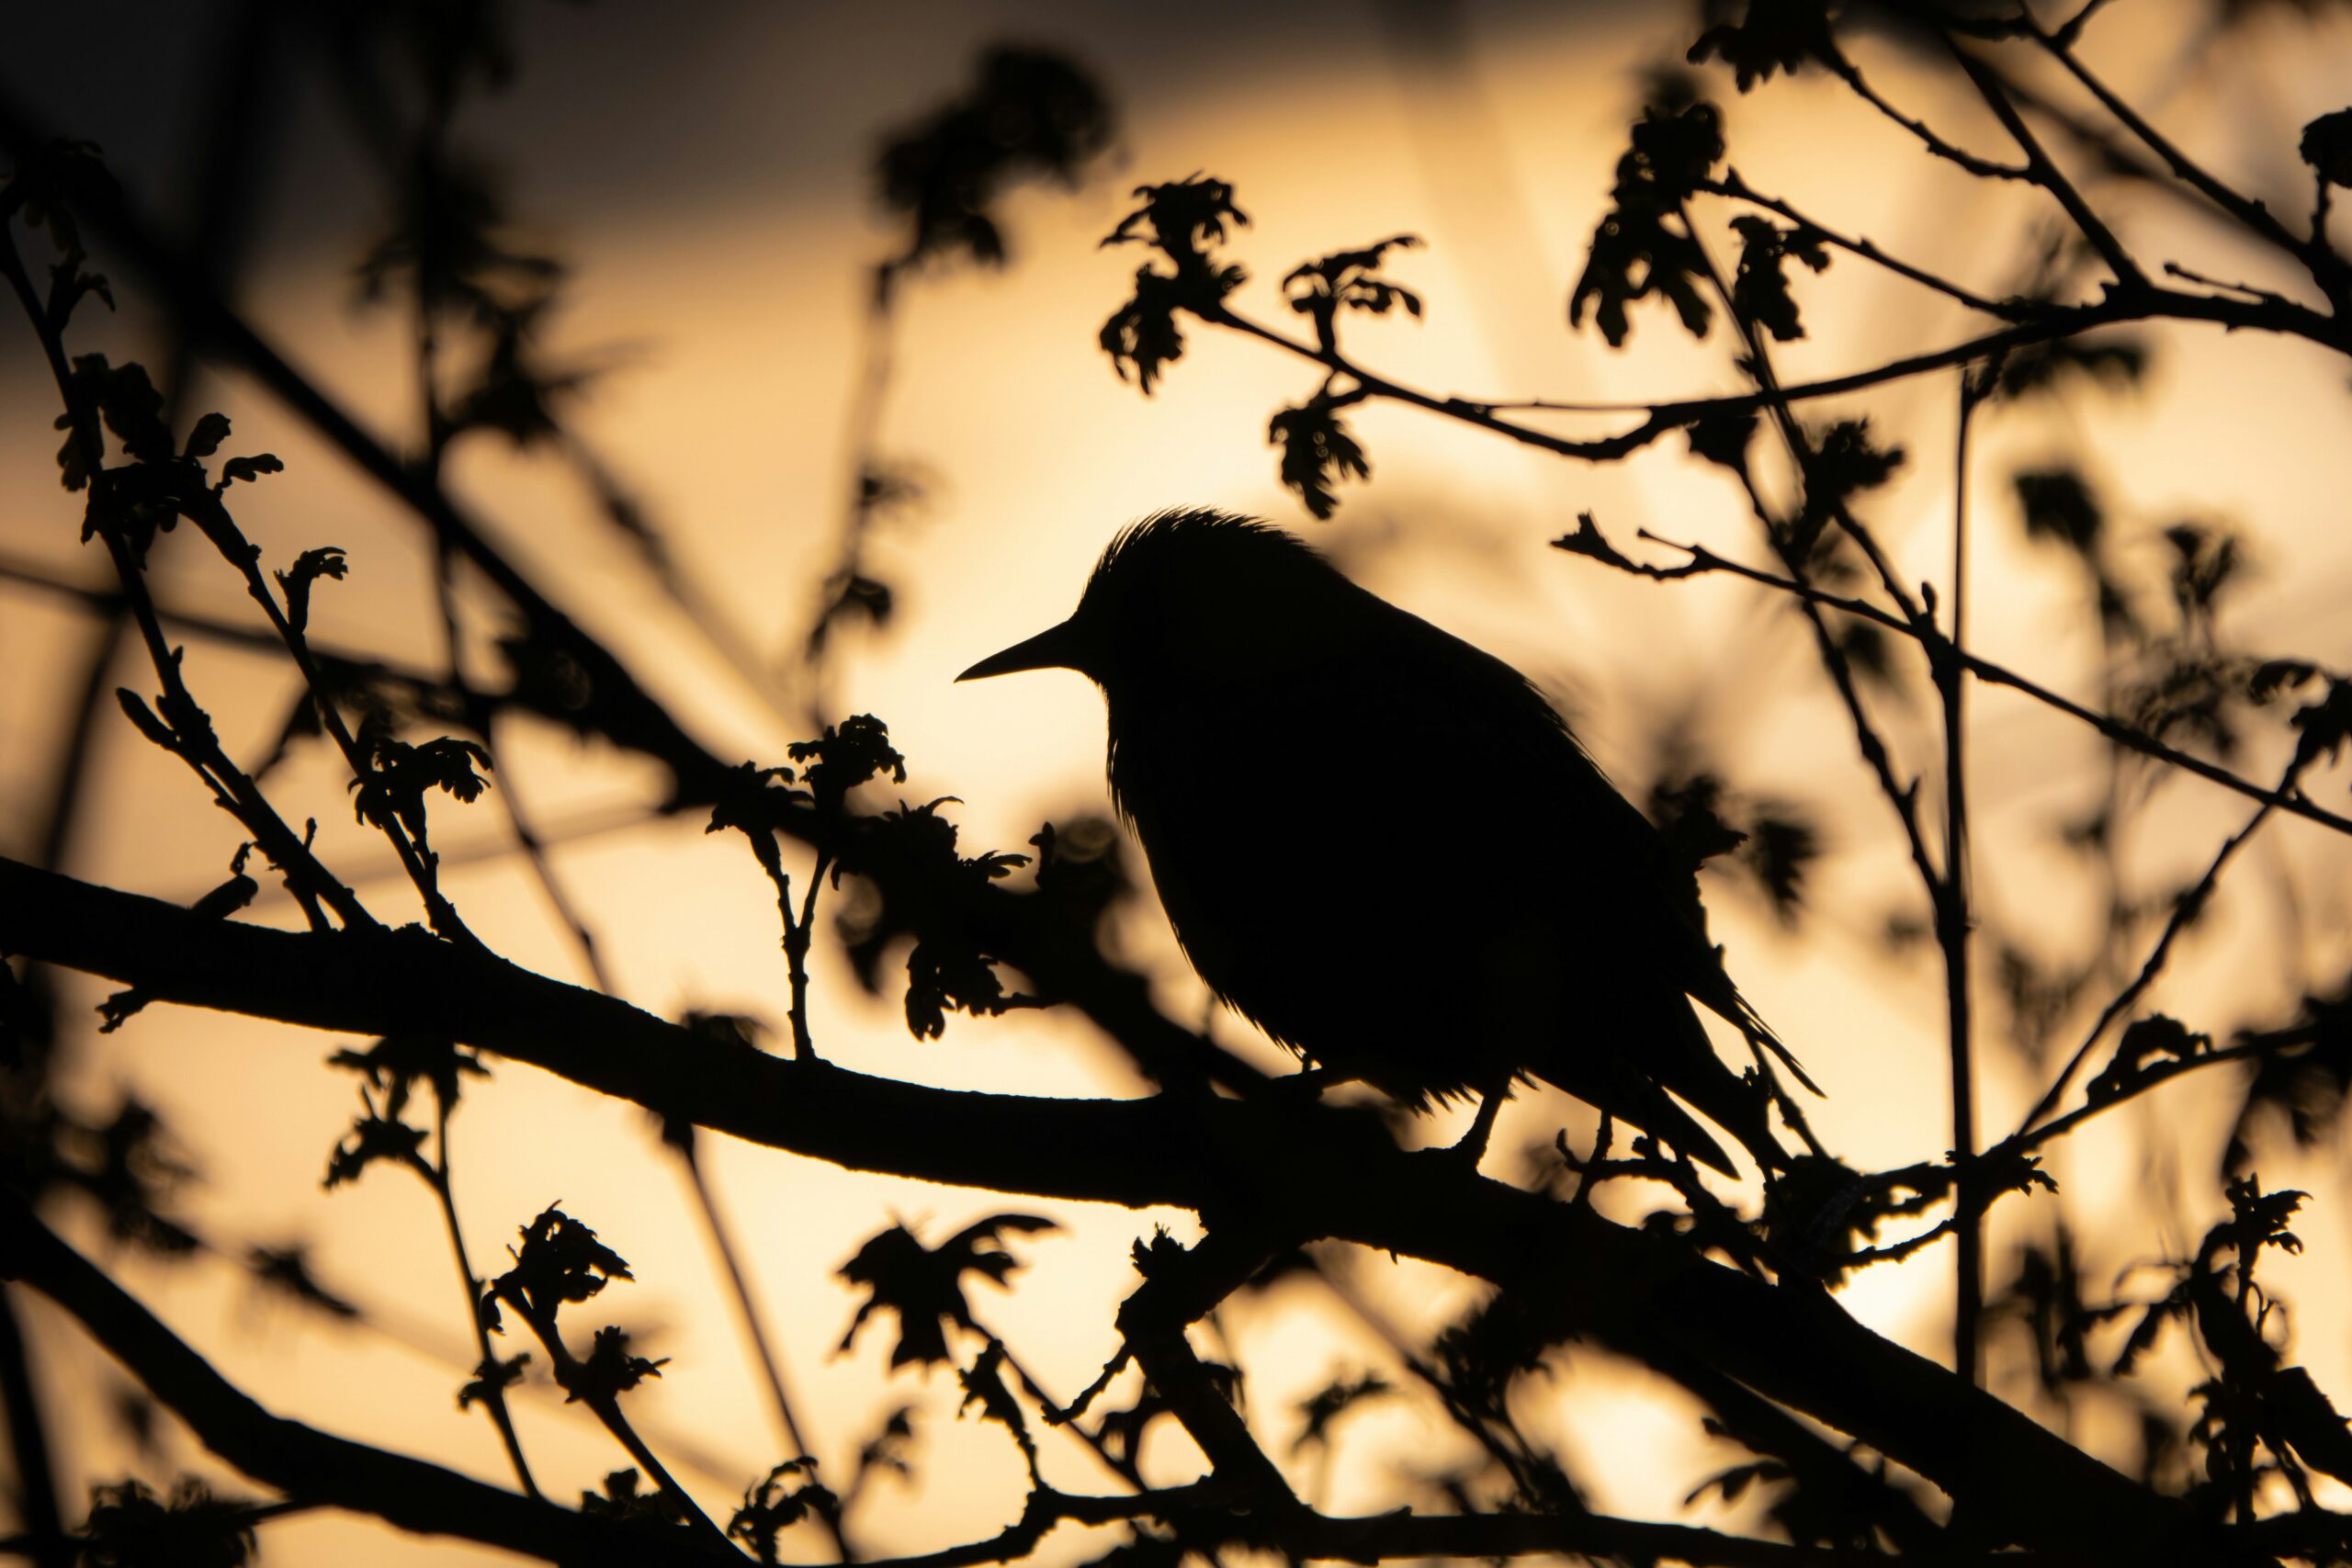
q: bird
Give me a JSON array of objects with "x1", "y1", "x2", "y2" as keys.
[{"x1": 957, "y1": 510, "x2": 1814, "y2": 1175}]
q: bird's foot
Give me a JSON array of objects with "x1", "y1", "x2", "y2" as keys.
[{"x1": 1265, "y1": 1066, "x2": 1335, "y2": 1105}]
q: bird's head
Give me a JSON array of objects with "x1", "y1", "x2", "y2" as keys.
[{"x1": 956, "y1": 510, "x2": 1349, "y2": 695}]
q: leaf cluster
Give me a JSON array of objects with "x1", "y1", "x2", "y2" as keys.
[
  {"x1": 836, "y1": 1213, "x2": 1057, "y2": 1367},
  {"x1": 1099, "y1": 175, "x2": 1250, "y2": 392},
  {"x1": 1569, "y1": 99, "x2": 1725, "y2": 347},
  {"x1": 729, "y1": 1459, "x2": 835, "y2": 1564},
  {"x1": 835, "y1": 797, "x2": 1035, "y2": 1039},
  {"x1": 78, "y1": 1476, "x2": 261, "y2": 1568},
  {"x1": 876, "y1": 46, "x2": 1114, "y2": 277}
]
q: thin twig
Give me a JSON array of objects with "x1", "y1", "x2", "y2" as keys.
[
  {"x1": 1941, "y1": 369, "x2": 1984, "y2": 1383},
  {"x1": 2013, "y1": 757, "x2": 2305, "y2": 1141},
  {"x1": 2160, "y1": 260, "x2": 2299, "y2": 310},
  {"x1": 2029, "y1": 19, "x2": 2348, "y2": 299},
  {"x1": 413, "y1": 1095, "x2": 540, "y2": 1501},
  {"x1": 1676, "y1": 203, "x2": 1946, "y2": 905},
  {"x1": 2013, "y1": 1040, "x2": 2271, "y2": 1155},
  {"x1": 1821, "y1": 41, "x2": 2031, "y2": 182},
  {"x1": 982, "y1": 1328, "x2": 1149, "y2": 1493},
  {"x1": 1702, "y1": 169, "x2": 2027, "y2": 319},
  {"x1": 1948, "y1": 43, "x2": 2147, "y2": 288},
  {"x1": 784, "y1": 856, "x2": 830, "y2": 1062},
  {"x1": 679, "y1": 1139, "x2": 854, "y2": 1560},
  {"x1": 179, "y1": 485, "x2": 475, "y2": 942},
  {"x1": 486, "y1": 719, "x2": 614, "y2": 992},
  {"x1": 1602, "y1": 527, "x2": 2352, "y2": 841}
]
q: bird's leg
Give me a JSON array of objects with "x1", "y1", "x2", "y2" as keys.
[
  {"x1": 1450, "y1": 1077, "x2": 1514, "y2": 1166},
  {"x1": 1268, "y1": 1064, "x2": 1334, "y2": 1104}
]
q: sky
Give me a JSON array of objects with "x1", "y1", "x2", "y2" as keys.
[{"x1": 8, "y1": 0, "x2": 2352, "y2": 1561}]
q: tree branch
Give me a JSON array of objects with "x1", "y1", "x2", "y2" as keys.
[
  {"x1": 0, "y1": 855, "x2": 2259, "y2": 1564},
  {"x1": 0, "y1": 1194, "x2": 733, "y2": 1566},
  {"x1": 1947, "y1": 43, "x2": 2146, "y2": 288},
  {"x1": 1577, "y1": 526, "x2": 2352, "y2": 841}
]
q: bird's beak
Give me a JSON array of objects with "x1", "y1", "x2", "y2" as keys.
[{"x1": 956, "y1": 619, "x2": 1084, "y2": 682}]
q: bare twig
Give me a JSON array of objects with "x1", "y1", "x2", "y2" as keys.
[
  {"x1": 1702, "y1": 168, "x2": 2027, "y2": 319},
  {"x1": 1585, "y1": 525, "x2": 2352, "y2": 842},
  {"x1": 678, "y1": 1136, "x2": 855, "y2": 1560},
  {"x1": 411, "y1": 1095, "x2": 540, "y2": 1500},
  {"x1": 1948, "y1": 43, "x2": 2147, "y2": 288},
  {"x1": 1820, "y1": 40, "x2": 2031, "y2": 182},
  {"x1": 2014, "y1": 756, "x2": 2306, "y2": 1142},
  {"x1": 2027, "y1": 19, "x2": 2349, "y2": 299},
  {"x1": 1939, "y1": 369, "x2": 1986, "y2": 1382}
]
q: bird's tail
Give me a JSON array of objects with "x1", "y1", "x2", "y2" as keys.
[
  {"x1": 1729, "y1": 993, "x2": 1821, "y2": 1098},
  {"x1": 1671, "y1": 1064, "x2": 1795, "y2": 1178},
  {"x1": 1607, "y1": 1080, "x2": 1743, "y2": 1179}
]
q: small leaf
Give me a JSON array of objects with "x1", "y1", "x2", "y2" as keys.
[
  {"x1": 2300, "y1": 108, "x2": 2352, "y2": 188},
  {"x1": 1727, "y1": 214, "x2": 1830, "y2": 342},
  {"x1": 2290, "y1": 677, "x2": 2352, "y2": 772},
  {"x1": 115, "y1": 688, "x2": 179, "y2": 751},
  {"x1": 566, "y1": 1325, "x2": 668, "y2": 1404},
  {"x1": 730, "y1": 1459, "x2": 836, "y2": 1564},
  {"x1": 219, "y1": 454, "x2": 285, "y2": 487},
  {"x1": 489, "y1": 1205, "x2": 636, "y2": 1326},
  {"x1": 837, "y1": 1213, "x2": 1057, "y2": 1368},
  {"x1": 1686, "y1": 410, "x2": 1757, "y2": 471},
  {"x1": 956, "y1": 1339, "x2": 1039, "y2": 1476},
  {"x1": 1268, "y1": 398, "x2": 1370, "y2": 520},
  {"x1": 2013, "y1": 468, "x2": 2102, "y2": 555},
  {"x1": 1282, "y1": 234, "x2": 1424, "y2": 350},
  {"x1": 276, "y1": 547, "x2": 350, "y2": 637},
  {"x1": 458, "y1": 1350, "x2": 530, "y2": 1411},
  {"x1": 80, "y1": 1477, "x2": 261, "y2": 1568},
  {"x1": 182, "y1": 412, "x2": 232, "y2": 459},
  {"x1": 2249, "y1": 659, "x2": 2321, "y2": 704},
  {"x1": 1099, "y1": 266, "x2": 1195, "y2": 395},
  {"x1": 1688, "y1": 0, "x2": 1838, "y2": 92}
]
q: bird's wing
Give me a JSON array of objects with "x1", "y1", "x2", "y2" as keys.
[{"x1": 1354, "y1": 600, "x2": 1818, "y2": 1096}]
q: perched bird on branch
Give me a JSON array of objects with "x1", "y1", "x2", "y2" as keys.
[{"x1": 959, "y1": 510, "x2": 1812, "y2": 1173}]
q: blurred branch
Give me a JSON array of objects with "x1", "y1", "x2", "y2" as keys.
[
  {"x1": 414, "y1": 1093, "x2": 541, "y2": 1500},
  {"x1": 0, "y1": 1194, "x2": 729, "y2": 1566},
  {"x1": 0, "y1": 1289, "x2": 67, "y2": 1568}
]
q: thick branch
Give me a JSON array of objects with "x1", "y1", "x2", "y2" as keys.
[{"x1": 0, "y1": 855, "x2": 2257, "y2": 1564}]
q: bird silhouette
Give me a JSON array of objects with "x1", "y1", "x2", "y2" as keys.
[{"x1": 959, "y1": 510, "x2": 1814, "y2": 1174}]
